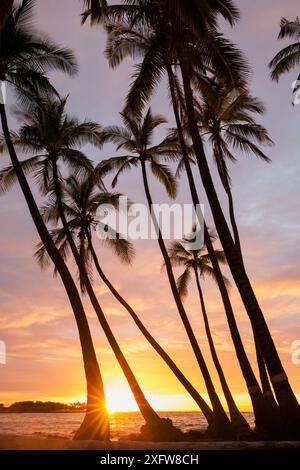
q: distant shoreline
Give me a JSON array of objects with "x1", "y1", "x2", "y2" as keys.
[
  {"x1": 0, "y1": 410, "x2": 210, "y2": 414},
  {"x1": 0, "y1": 410, "x2": 85, "y2": 414}
]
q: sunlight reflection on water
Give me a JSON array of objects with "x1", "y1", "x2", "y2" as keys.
[{"x1": 0, "y1": 412, "x2": 255, "y2": 440}]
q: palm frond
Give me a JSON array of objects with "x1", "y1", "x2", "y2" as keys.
[
  {"x1": 125, "y1": 36, "x2": 166, "y2": 115},
  {"x1": 278, "y1": 17, "x2": 300, "y2": 40},
  {"x1": 96, "y1": 156, "x2": 138, "y2": 182},
  {"x1": 269, "y1": 43, "x2": 300, "y2": 81},
  {"x1": 225, "y1": 130, "x2": 272, "y2": 161},
  {"x1": 100, "y1": 125, "x2": 135, "y2": 151},
  {"x1": 176, "y1": 267, "x2": 192, "y2": 298},
  {"x1": 150, "y1": 160, "x2": 177, "y2": 199},
  {"x1": 199, "y1": 263, "x2": 231, "y2": 288},
  {"x1": 105, "y1": 22, "x2": 150, "y2": 68},
  {"x1": 100, "y1": 229, "x2": 135, "y2": 264},
  {"x1": 0, "y1": 156, "x2": 41, "y2": 193}
]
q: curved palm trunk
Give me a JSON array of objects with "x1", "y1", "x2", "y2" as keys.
[
  {"x1": 227, "y1": 188, "x2": 242, "y2": 262},
  {"x1": 215, "y1": 141, "x2": 279, "y2": 411},
  {"x1": 179, "y1": 56, "x2": 300, "y2": 438},
  {"x1": 228, "y1": 190, "x2": 280, "y2": 419},
  {"x1": 166, "y1": 64, "x2": 279, "y2": 437},
  {"x1": 87, "y1": 232, "x2": 215, "y2": 427},
  {"x1": 0, "y1": 103, "x2": 110, "y2": 441},
  {"x1": 227, "y1": 181, "x2": 278, "y2": 410},
  {"x1": 51, "y1": 159, "x2": 164, "y2": 431},
  {"x1": 254, "y1": 334, "x2": 280, "y2": 413},
  {"x1": 140, "y1": 157, "x2": 234, "y2": 438},
  {"x1": 193, "y1": 264, "x2": 249, "y2": 431}
]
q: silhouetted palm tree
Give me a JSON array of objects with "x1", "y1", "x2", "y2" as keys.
[
  {"x1": 168, "y1": 229, "x2": 249, "y2": 431},
  {"x1": 192, "y1": 85, "x2": 279, "y2": 414},
  {"x1": 102, "y1": 16, "x2": 275, "y2": 436},
  {"x1": 36, "y1": 172, "x2": 216, "y2": 428},
  {"x1": 176, "y1": 8, "x2": 300, "y2": 434},
  {"x1": 0, "y1": 97, "x2": 173, "y2": 437},
  {"x1": 194, "y1": 87, "x2": 273, "y2": 256},
  {"x1": 105, "y1": 4, "x2": 295, "y2": 428},
  {"x1": 108, "y1": 0, "x2": 299, "y2": 433},
  {"x1": 0, "y1": 0, "x2": 109, "y2": 440},
  {"x1": 82, "y1": 0, "x2": 108, "y2": 23},
  {"x1": 269, "y1": 17, "x2": 300, "y2": 100},
  {"x1": 99, "y1": 109, "x2": 234, "y2": 437}
]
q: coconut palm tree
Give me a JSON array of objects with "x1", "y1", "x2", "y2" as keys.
[
  {"x1": 269, "y1": 17, "x2": 300, "y2": 100},
  {"x1": 178, "y1": 28, "x2": 300, "y2": 436},
  {"x1": 193, "y1": 86, "x2": 273, "y2": 257},
  {"x1": 192, "y1": 85, "x2": 280, "y2": 413},
  {"x1": 99, "y1": 108, "x2": 235, "y2": 437},
  {"x1": 36, "y1": 172, "x2": 216, "y2": 429},
  {"x1": 102, "y1": 18, "x2": 276, "y2": 437},
  {"x1": 0, "y1": 96, "x2": 180, "y2": 439},
  {"x1": 0, "y1": 0, "x2": 110, "y2": 440},
  {"x1": 168, "y1": 229, "x2": 249, "y2": 431},
  {"x1": 81, "y1": 0, "x2": 108, "y2": 23},
  {"x1": 110, "y1": 0, "x2": 300, "y2": 433}
]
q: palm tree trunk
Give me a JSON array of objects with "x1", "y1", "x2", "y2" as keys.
[
  {"x1": 227, "y1": 188, "x2": 243, "y2": 261},
  {"x1": 87, "y1": 232, "x2": 215, "y2": 427},
  {"x1": 254, "y1": 334, "x2": 280, "y2": 413},
  {"x1": 0, "y1": 0, "x2": 13, "y2": 33},
  {"x1": 0, "y1": 103, "x2": 110, "y2": 441},
  {"x1": 166, "y1": 63, "x2": 280, "y2": 437},
  {"x1": 51, "y1": 158, "x2": 164, "y2": 430},
  {"x1": 179, "y1": 56, "x2": 300, "y2": 437},
  {"x1": 227, "y1": 182, "x2": 279, "y2": 410},
  {"x1": 214, "y1": 141, "x2": 279, "y2": 411},
  {"x1": 193, "y1": 264, "x2": 249, "y2": 431},
  {"x1": 140, "y1": 157, "x2": 234, "y2": 438}
]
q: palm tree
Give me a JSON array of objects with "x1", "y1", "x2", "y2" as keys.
[
  {"x1": 178, "y1": 24, "x2": 300, "y2": 436},
  {"x1": 193, "y1": 86, "x2": 273, "y2": 258},
  {"x1": 109, "y1": 4, "x2": 298, "y2": 429},
  {"x1": 113, "y1": 0, "x2": 299, "y2": 433},
  {"x1": 269, "y1": 17, "x2": 300, "y2": 100},
  {"x1": 0, "y1": 0, "x2": 110, "y2": 440},
  {"x1": 99, "y1": 109, "x2": 235, "y2": 437},
  {"x1": 102, "y1": 17, "x2": 276, "y2": 436},
  {"x1": 36, "y1": 172, "x2": 216, "y2": 429},
  {"x1": 193, "y1": 85, "x2": 279, "y2": 413},
  {"x1": 168, "y1": 229, "x2": 249, "y2": 432},
  {"x1": 0, "y1": 96, "x2": 179, "y2": 439},
  {"x1": 81, "y1": 0, "x2": 108, "y2": 24}
]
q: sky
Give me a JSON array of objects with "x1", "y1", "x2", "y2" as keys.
[{"x1": 0, "y1": 0, "x2": 299, "y2": 413}]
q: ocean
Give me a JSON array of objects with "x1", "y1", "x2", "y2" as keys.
[{"x1": 0, "y1": 412, "x2": 255, "y2": 440}]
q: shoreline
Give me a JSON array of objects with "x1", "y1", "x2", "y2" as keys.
[{"x1": 0, "y1": 435, "x2": 300, "y2": 450}]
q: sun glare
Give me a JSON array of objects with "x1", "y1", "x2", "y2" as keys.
[
  {"x1": 105, "y1": 387, "x2": 139, "y2": 414},
  {"x1": 72, "y1": 389, "x2": 258, "y2": 414}
]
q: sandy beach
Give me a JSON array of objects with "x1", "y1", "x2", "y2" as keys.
[{"x1": 0, "y1": 436, "x2": 300, "y2": 451}]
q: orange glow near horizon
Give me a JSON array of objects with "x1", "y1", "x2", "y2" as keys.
[{"x1": 71, "y1": 389, "x2": 260, "y2": 414}]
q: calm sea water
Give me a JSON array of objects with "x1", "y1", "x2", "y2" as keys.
[{"x1": 0, "y1": 412, "x2": 255, "y2": 440}]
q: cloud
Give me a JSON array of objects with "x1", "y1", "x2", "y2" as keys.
[{"x1": 0, "y1": 0, "x2": 299, "y2": 410}]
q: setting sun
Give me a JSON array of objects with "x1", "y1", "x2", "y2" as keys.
[
  {"x1": 105, "y1": 387, "x2": 139, "y2": 414},
  {"x1": 0, "y1": 0, "x2": 300, "y2": 456}
]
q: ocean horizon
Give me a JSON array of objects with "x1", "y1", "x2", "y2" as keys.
[{"x1": 0, "y1": 412, "x2": 256, "y2": 441}]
